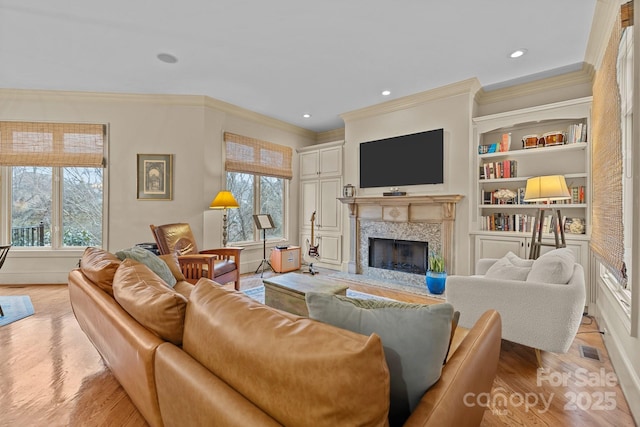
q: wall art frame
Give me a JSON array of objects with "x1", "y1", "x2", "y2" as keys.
[{"x1": 137, "y1": 154, "x2": 173, "y2": 200}]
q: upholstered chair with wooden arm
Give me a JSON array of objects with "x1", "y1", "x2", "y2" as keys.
[{"x1": 150, "y1": 223, "x2": 243, "y2": 290}]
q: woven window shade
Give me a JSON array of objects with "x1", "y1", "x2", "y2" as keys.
[
  {"x1": 621, "y1": 1, "x2": 633, "y2": 28},
  {"x1": 224, "y1": 132, "x2": 292, "y2": 179},
  {"x1": 590, "y1": 11, "x2": 626, "y2": 284},
  {"x1": 0, "y1": 122, "x2": 105, "y2": 167}
]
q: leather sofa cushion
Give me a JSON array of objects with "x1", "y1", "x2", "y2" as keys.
[
  {"x1": 158, "y1": 253, "x2": 187, "y2": 282},
  {"x1": 113, "y1": 259, "x2": 188, "y2": 346},
  {"x1": 173, "y1": 281, "x2": 194, "y2": 299},
  {"x1": 183, "y1": 278, "x2": 390, "y2": 426},
  {"x1": 80, "y1": 247, "x2": 121, "y2": 296}
]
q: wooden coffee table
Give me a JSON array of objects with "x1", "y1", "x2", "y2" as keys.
[{"x1": 262, "y1": 272, "x2": 349, "y2": 316}]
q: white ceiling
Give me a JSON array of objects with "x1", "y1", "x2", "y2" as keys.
[{"x1": 0, "y1": 0, "x2": 598, "y2": 132}]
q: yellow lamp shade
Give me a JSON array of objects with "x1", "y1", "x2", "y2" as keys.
[
  {"x1": 209, "y1": 191, "x2": 239, "y2": 209},
  {"x1": 523, "y1": 175, "x2": 571, "y2": 202}
]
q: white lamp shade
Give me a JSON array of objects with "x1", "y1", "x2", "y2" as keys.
[{"x1": 523, "y1": 175, "x2": 571, "y2": 202}]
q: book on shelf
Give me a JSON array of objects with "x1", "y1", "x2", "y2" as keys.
[
  {"x1": 566, "y1": 123, "x2": 588, "y2": 144},
  {"x1": 479, "y1": 160, "x2": 518, "y2": 179},
  {"x1": 480, "y1": 213, "x2": 536, "y2": 233},
  {"x1": 569, "y1": 186, "x2": 586, "y2": 204},
  {"x1": 500, "y1": 133, "x2": 511, "y2": 152}
]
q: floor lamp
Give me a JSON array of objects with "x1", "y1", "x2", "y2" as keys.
[
  {"x1": 524, "y1": 175, "x2": 572, "y2": 259},
  {"x1": 209, "y1": 190, "x2": 239, "y2": 247}
]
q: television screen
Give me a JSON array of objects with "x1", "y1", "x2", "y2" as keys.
[{"x1": 359, "y1": 128, "x2": 444, "y2": 188}]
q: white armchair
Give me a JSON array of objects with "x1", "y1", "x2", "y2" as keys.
[{"x1": 446, "y1": 250, "x2": 586, "y2": 361}]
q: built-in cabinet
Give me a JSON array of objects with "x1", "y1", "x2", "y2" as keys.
[
  {"x1": 298, "y1": 141, "x2": 344, "y2": 268},
  {"x1": 471, "y1": 97, "x2": 593, "y2": 312}
]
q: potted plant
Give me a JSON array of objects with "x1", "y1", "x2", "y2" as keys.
[{"x1": 426, "y1": 250, "x2": 446, "y2": 294}]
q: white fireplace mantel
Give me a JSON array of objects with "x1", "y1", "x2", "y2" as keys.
[{"x1": 339, "y1": 194, "x2": 464, "y2": 281}]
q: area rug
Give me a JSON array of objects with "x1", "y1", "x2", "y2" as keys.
[
  {"x1": 0, "y1": 295, "x2": 35, "y2": 327},
  {"x1": 243, "y1": 286, "x2": 391, "y2": 305}
]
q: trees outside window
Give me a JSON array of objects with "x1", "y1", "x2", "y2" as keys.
[
  {"x1": 9, "y1": 166, "x2": 103, "y2": 247},
  {"x1": 226, "y1": 172, "x2": 285, "y2": 244}
]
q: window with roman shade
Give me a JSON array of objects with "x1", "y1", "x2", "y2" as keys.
[
  {"x1": 591, "y1": 2, "x2": 634, "y2": 323},
  {"x1": 223, "y1": 132, "x2": 291, "y2": 244},
  {"x1": 0, "y1": 121, "x2": 106, "y2": 249}
]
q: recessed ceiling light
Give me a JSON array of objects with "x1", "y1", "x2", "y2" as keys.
[
  {"x1": 509, "y1": 49, "x2": 527, "y2": 59},
  {"x1": 381, "y1": 90, "x2": 391, "y2": 96},
  {"x1": 303, "y1": 113, "x2": 311, "y2": 118},
  {"x1": 157, "y1": 53, "x2": 178, "y2": 64}
]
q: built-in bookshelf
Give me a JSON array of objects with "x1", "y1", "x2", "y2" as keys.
[{"x1": 470, "y1": 97, "x2": 592, "y2": 280}]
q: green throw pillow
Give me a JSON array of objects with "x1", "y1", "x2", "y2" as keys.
[
  {"x1": 116, "y1": 246, "x2": 177, "y2": 288},
  {"x1": 306, "y1": 292, "x2": 453, "y2": 426}
]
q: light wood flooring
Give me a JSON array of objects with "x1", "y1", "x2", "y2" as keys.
[{"x1": 0, "y1": 271, "x2": 636, "y2": 426}]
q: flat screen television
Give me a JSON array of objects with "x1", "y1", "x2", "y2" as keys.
[{"x1": 359, "y1": 128, "x2": 444, "y2": 188}]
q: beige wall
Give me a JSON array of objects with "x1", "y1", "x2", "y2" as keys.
[
  {"x1": 0, "y1": 90, "x2": 315, "y2": 283},
  {"x1": 341, "y1": 81, "x2": 478, "y2": 275}
]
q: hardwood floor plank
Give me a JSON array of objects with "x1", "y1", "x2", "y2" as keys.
[{"x1": 1, "y1": 276, "x2": 635, "y2": 426}]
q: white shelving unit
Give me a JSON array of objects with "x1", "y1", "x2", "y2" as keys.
[{"x1": 471, "y1": 97, "x2": 593, "y2": 312}]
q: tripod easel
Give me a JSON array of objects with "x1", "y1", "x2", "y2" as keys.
[{"x1": 253, "y1": 214, "x2": 275, "y2": 277}]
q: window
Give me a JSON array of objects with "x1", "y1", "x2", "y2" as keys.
[
  {"x1": 618, "y1": 25, "x2": 633, "y2": 293},
  {"x1": 226, "y1": 172, "x2": 285, "y2": 243},
  {"x1": 597, "y1": 14, "x2": 633, "y2": 319},
  {"x1": 0, "y1": 122, "x2": 106, "y2": 249},
  {"x1": 223, "y1": 132, "x2": 292, "y2": 245}
]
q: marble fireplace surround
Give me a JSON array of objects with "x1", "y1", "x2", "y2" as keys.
[{"x1": 339, "y1": 194, "x2": 463, "y2": 291}]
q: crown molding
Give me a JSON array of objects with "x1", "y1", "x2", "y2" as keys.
[
  {"x1": 0, "y1": 88, "x2": 316, "y2": 140},
  {"x1": 340, "y1": 78, "x2": 482, "y2": 124},
  {"x1": 0, "y1": 88, "x2": 207, "y2": 106},
  {"x1": 202, "y1": 96, "x2": 316, "y2": 139},
  {"x1": 584, "y1": 0, "x2": 625, "y2": 70},
  {"x1": 316, "y1": 128, "x2": 345, "y2": 144},
  {"x1": 475, "y1": 64, "x2": 595, "y2": 105}
]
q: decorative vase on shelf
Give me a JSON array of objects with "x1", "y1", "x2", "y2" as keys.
[{"x1": 426, "y1": 250, "x2": 446, "y2": 294}]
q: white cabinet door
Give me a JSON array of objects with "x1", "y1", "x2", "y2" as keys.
[
  {"x1": 316, "y1": 234, "x2": 342, "y2": 265},
  {"x1": 300, "y1": 178, "x2": 341, "y2": 233},
  {"x1": 318, "y1": 178, "x2": 342, "y2": 232},
  {"x1": 475, "y1": 235, "x2": 527, "y2": 263},
  {"x1": 300, "y1": 180, "x2": 318, "y2": 231},
  {"x1": 300, "y1": 233, "x2": 342, "y2": 266},
  {"x1": 300, "y1": 146, "x2": 342, "y2": 179},
  {"x1": 319, "y1": 146, "x2": 342, "y2": 177},
  {"x1": 300, "y1": 151, "x2": 319, "y2": 180}
]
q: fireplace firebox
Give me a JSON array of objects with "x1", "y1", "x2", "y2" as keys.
[{"x1": 368, "y1": 238, "x2": 428, "y2": 275}]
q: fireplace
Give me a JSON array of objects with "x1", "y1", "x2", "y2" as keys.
[
  {"x1": 369, "y1": 238, "x2": 428, "y2": 275},
  {"x1": 339, "y1": 194, "x2": 463, "y2": 291}
]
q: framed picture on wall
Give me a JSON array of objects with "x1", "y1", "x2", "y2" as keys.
[{"x1": 137, "y1": 154, "x2": 173, "y2": 200}]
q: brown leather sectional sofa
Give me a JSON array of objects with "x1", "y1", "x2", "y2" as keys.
[{"x1": 68, "y1": 247, "x2": 502, "y2": 426}]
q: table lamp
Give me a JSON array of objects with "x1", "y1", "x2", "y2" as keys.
[
  {"x1": 524, "y1": 175, "x2": 572, "y2": 259},
  {"x1": 209, "y1": 190, "x2": 239, "y2": 247}
]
